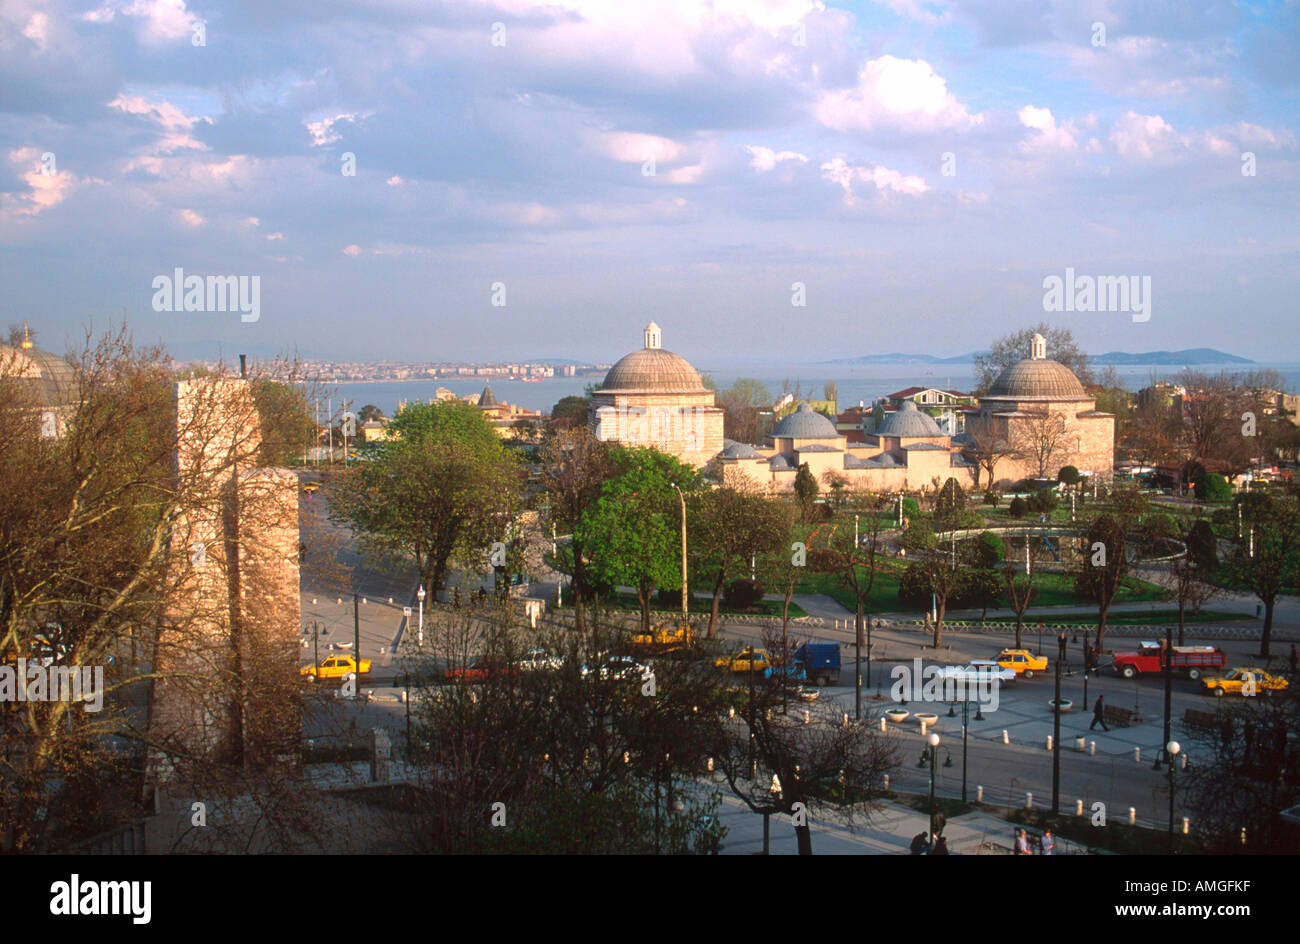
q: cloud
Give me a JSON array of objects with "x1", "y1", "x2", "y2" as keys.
[
  {"x1": 815, "y1": 55, "x2": 982, "y2": 134},
  {"x1": 108, "y1": 94, "x2": 210, "y2": 153},
  {"x1": 820, "y1": 156, "x2": 928, "y2": 204},
  {"x1": 746, "y1": 145, "x2": 809, "y2": 171},
  {"x1": 1109, "y1": 111, "x2": 1180, "y2": 161},
  {"x1": 305, "y1": 113, "x2": 367, "y2": 148},
  {"x1": 177, "y1": 208, "x2": 203, "y2": 226},
  {"x1": 1018, "y1": 105, "x2": 1078, "y2": 151},
  {"x1": 83, "y1": 0, "x2": 201, "y2": 45},
  {"x1": 1, "y1": 148, "x2": 84, "y2": 219}
]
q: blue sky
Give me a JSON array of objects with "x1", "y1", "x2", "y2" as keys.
[{"x1": 1, "y1": 0, "x2": 1297, "y2": 364}]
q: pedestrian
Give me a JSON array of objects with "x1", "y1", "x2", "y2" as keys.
[
  {"x1": 932, "y1": 836, "x2": 949, "y2": 855},
  {"x1": 1090, "y1": 694, "x2": 1109, "y2": 731},
  {"x1": 1014, "y1": 829, "x2": 1032, "y2": 855},
  {"x1": 1039, "y1": 829, "x2": 1055, "y2": 855},
  {"x1": 910, "y1": 831, "x2": 930, "y2": 855}
]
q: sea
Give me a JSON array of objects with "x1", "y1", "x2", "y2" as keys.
[{"x1": 328, "y1": 361, "x2": 1300, "y2": 418}]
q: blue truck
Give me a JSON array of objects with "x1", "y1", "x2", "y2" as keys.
[{"x1": 769, "y1": 643, "x2": 841, "y2": 686}]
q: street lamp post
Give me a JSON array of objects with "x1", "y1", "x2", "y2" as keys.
[
  {"x1": 1167, "y1": 740, "x2": 1181, "y2": 853},
  {"x1": 927, "y1": 732, "x2": 941, "y2": 845},
  {"x1": 417, "y1": 585, "x2": 426, "y2": 647},
  {"x1": 1052, "y1": 633, "x2": 1065, "y2": 813},
  {"x1": 961, "y1": 698, "x2": 970, "y2": 803},
  {"x1": 670, "y1": 483, "x2": 687, "y2": 618}
]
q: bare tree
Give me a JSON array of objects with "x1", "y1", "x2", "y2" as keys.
[
  {"x1": 1011, "y1": 411, "x2": 1068, "y2": 480},
  {"x1": 974, "y1": 323, "x2": 1093, "y2": 393},
  {"x1": 964, "y1": 416, "x2": 1014, "y2": 490}
]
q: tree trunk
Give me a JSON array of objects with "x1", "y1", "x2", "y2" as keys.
[
  {"x1": 1096, "y1": 606, "x2": 1108, "y2": 652},
  {"x1": 1177, "y1": 598, "x2": 1186, "y2": 647},
  {"x1": 707, "y1": 567, "x2": 726, "y2": 639},
  {"x1": 933, "y1": 599, "x2": 945, "y2": 649},
  {"x1": 638, "y1": 581, "x2": 651, "y2": 637},
  {"x1": 795, "y1": 821, "x2": 813, "y2": 855},
  {"x1": 1014, "y1": 613, "x2": 1024, "y2": 649},
  {"x1": 1261, "y1": 597, "x2": 1275, "y2": 658}
]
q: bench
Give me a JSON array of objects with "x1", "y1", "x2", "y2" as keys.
[
  {"x1": 1182, "y1": 708, "x2": 1218, "y2": 730},
  {"x1": 1102, "y1": 704, "x2": 1139, "y2": 728}
]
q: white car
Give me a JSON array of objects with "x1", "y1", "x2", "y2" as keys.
[
  {"x1": 940, "y1": 661, "x2": 1016, "y2": 684},
  {"x1": 516, "y1": 648, "x2": 564, "y2": 672},
  {"x1": 582, "y1": 655, "x2": 652, "y2": 682}
]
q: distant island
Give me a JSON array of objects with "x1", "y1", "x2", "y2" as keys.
[{"x1": 828, "y1": 348, "x2": 1253, "y2": 366}]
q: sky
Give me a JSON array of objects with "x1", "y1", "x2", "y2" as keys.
[{"x1": 1, "y1": 0, "x2": 1297, "y2": 365}]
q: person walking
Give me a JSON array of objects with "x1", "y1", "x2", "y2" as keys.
[
  {"x1": 1090, "y1": 694, "x2": 1109, "y2": 731},
  {"x1": 1015, "y1": 829, "x2": 1032, "y2": 855},
  {"x1": 1039, "y1": 829, "x2": 1055, "y2": 855},
  {"x1": 932, "y1": 836, "x2": 950, "y2": 855}
]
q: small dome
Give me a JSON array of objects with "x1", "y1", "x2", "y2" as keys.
[
  {"x1": 878, "y1": 400, "x2": 942, "y2": 437},
  {"x1": 773, "y1": 402, "x2": 838, "y2": 439},
  {"x1": 478, "y1": 383, "x2": 499, "y2": 407},
  {"x1": 987, "y1": 358, "x2": 1086, "y2": 399},
  {"x1": 600, "y1": 348, "x2": 705, "y2": 393},
  {"x1": 722, "y1": 441, "x2": 760, "y2": 459}
]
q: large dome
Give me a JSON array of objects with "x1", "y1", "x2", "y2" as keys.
[
  {"x1": 0, "y1": 342, "x2": 76, "y2": 409},
  {"x1": 600, "y1": 347, "x2": 706, "y2": 393},
  {"x1": 599, "y1": 322, "x2": 707, "y2": 393},
  {"x1": 987, "y1": 358, "x2": 1086, "y2": 399},
  {"x1": 773, "y1": 402, "x2": 839, "y2": 439},
  {"x1": 878, "y1": 399, "x2": 942, "y2": 437}
]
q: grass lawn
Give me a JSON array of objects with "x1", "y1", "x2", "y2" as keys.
[{"x1": 977, "y1": 608, "x2": 1248, "y2": 626}]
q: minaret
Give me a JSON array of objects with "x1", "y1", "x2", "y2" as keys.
[
  {"x1": 644, "y1": 321, "x2": 661, "y2": 350},
  {"x1": 1031, "y1": 333, "x2": 1046, "y2": 360}
]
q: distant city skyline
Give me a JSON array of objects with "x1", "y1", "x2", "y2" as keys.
[{"x1": 3, "y1": 1, "x2": 1297, "y2": 363}]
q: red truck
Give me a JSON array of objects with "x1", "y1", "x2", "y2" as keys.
[{"x1": 1112, "y1": 641, "x2": 1226, "y2": 680}]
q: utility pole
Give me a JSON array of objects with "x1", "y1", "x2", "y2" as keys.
[
  {"x1": 353, "y1": 593, "x2": 360, "y2": 697},
  {"x1": 1051, "y1": 632, "x2": 1065, "y2": 813},
  {"x1": 670, "y1": 483, "x2": 687, "y2": 618}
]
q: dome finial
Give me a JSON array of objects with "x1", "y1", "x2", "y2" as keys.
[
  {"x1": 644, "y1": 321, "x2": 661, "y2": 350},
  {"x1": 1031, "y1": 333, "x2": 1046, "y2": 360},
  {"x1": 20, "y1": 322, "x2": 33, "y2": 350}
]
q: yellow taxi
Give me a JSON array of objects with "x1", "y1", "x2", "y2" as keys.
[
  {"x1": 715, "y1": 647, "x2": 771, "y2": 674},
  {"x1": 302, "y1": 481, "x2": 320, "y2": 494},
  {"x1": 994, "y1": 649, "x2": 1049, "y2": 679},
  {"x1": 301, "y1": 654, "x2": 371, "y2": 681},
  {"x1": 1201, "y1": 667, "x2": 1289, "y2": 698}
]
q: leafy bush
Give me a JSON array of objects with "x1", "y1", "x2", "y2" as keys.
[
  {"x1": 1187, "y1": 519, "x2": 1218, "y2": 570},
  {"x1": 951, "y1": 509, "x2": 988, "y2": 530},
  {"x1": 1194, "y1": 472, "x2": 1233, "y2": 503},
  {"x1": 902, "y1": 496, "x2": 920, "y2": 520},
  {"x1": 899, "y1": 519, "x2": 937, "y2": 552},
  {"x1": 1027, "y1": 489, "x2": 1058, "y2": 514},
  {"x1": 983, "y1": 490, "x2": 1000, "y2": 507},
  {"x1": 898, "y1": 563, "x2": 931, "y2": 609},
  {"x1": 935, "y1": 477, "x2": 966, "y2": 523},
  {"x1": 968, "y1": 531, "x2": 1005, "y2": 568},
  {"x1": 1009, "y1": 496, "x2": 1028, "y2": 519},
  {"x1": 722, "y1": 578, "x2": 766, "y2": 610},
  {"x1": 1057, "y1": 465, "x2": 1081, "y2": 485}
]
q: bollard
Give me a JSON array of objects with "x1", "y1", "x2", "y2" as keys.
[
  {"x1": 920, "y1": 721, "x2": 927, "y2": 736},
  {"x1": 804, "y1": 710, "x2": 810, "y2": 724},
  {"x1": 843, "y1": 713, "x2": 850, "y2": 728},
  {"x1": 1075, "y1": 736, "x2": 1086, "y2": 752},
  {"x1": 1241, "y1": 827, "x2": 1247, "y2": 846},
  {"x1": 1002, "y1": 730, "x2": 1009, "y2": 744},
  {"x1": 362, "y1": 597, "x2": 367, "y2": 605},
  {"x1": 1090, "y1": 740, "x2": 1096, "y2": 756},
  {"x1": 379, "y1": 646, "x2": 386, "y2": 655},
  {"x1": 388, "y1": 597, "x2": 393, "y2": 604},
  {"x1": 880, "y1": 717, "x2": 887, "y2": 732},
  {"x1": 1181, "y1": 755, "x2": 1188, "y2": 770},
  {"x1": 728, "y1": 706, "x2": 735, "y2": 719},
  {"x1": 1075, "y1": 799, "x2": 1083, "y2": 817},
  {"x1": 399, "y1": 690, "x2": 407, "y2": 704},
  {"x1": 1133, "y1": 747, "x2": 1141, "y2": 763},
  {"x1": 337, "y1": 598, "x2": 342, "y2": 605},
  {"x1": 1046, "y1": 735, "x2": 1053, "y2": 752},
  {"x1": 312, "y1": 598, "x2": 317, "y2": 605},
  {"x1": 707, "y1": 757, "x2": 714, "y2": 772},
  {"x1": 1026, "y1": 792, "x2": 1033, "y2": 810},
  {"x1": 976, "y1": 785, "x2": 983, "y2": 803},
  {"x1": 883, "y1": 774, "x2": 890, "y2": 792},
  {"x1": 1182, "y1": 817, "x2": 1189, "y2": 835},
  {"x1": 1129, "y1": 807, "x2": 1136, "y2": 826}
]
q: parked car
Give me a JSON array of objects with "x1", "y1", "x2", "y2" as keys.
[
  {"x1": 994, "y1": 649, "x2": 1048, "y2": 679},
  {"x1": 1201, "y1": 668, "x2": 1289, "y2": 697},
  {"x1": 582, "y1": 655, "x2": 652, "y2": 682},
  {"x1": 515, "y1": 648, "x2": 564, "y2": 672}
]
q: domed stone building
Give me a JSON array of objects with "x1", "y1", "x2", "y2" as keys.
[
  {"x1": 0, "y1": 327, "x2": 77, "y2": 437},
  {"x1": 590, "y1": 323, "x2": 724, "y2": 467},
  {"x1": 965, "y1": 333, "x2": 1114, "y2": 485}
]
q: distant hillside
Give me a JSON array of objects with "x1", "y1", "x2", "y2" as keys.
[
  {"x1": 829, "y1": 348, "x2": 1250, "y2": 366},
  {"x1": 1091, "y1": 349, "x2": 1252, "y2": 366}
]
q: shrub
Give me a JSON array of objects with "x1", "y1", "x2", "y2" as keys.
[
  {"x1": 723, "y1": 578, "x2": 766, "y2": 610},
  {"x1": 898, "y1": 563, "x2": 931, "y2": 609},
  {"x1": 1027, "y1": 489, "x2": 1058, "y2": 514},
  {"x1": 902, "y1": 496, "x2": 920, "y2": 520},
  {"x1": 1194, "y1": 472, "x2": 1233, "y2": 503},
  {"x1": 969, "y1": 531, "x2": 1005, "y2": 568},
  {"x1": 935, "y1": 477, "x2": 966, "y2": 522},
  {"x1": 951, "y1": 509, "x2": 988, "y2": 530},
  {"x1": 1009, "y1": 496, "x2": 1028, "y2": 519},
  {"x1": 983, "y1": 490, "x2": 1000, "y2": 508},
  {"x1": 1187, "y1": 519, "x2": 1218, "y2": 570},
  {"x1": 900, "y1": 519, "x2": 937, "y2": 552},
  {"x1": 1057, "y1": 465, "x2": 1081, "y2": 486}
]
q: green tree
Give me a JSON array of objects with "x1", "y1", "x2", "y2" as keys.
[
  {"x1": 1194, "y1": 471, "x2": 1233, "y2": 503},
  {"x1": 691, "y1": 471, "x2": 785, "y2": 639},
  {"x1": 1221, "y1": 490, "x2": 1300, "y2": 658},
  {"x1": 250, "y1": 374, "x2": 317, "y2": 466},
  {"x1": 585, "y1": 447, "x2": 701, "y2": 635},
  {"x1": 539, "y1": 427, "x2": 614, "y2": 633},
  {"x1": 934, "y1": 477, "x2": 966, "y2": 528},
  {"x1": 549, "y1": 395, "x2": 590, "y2": 431},
  {"x1": 793, "y1": 463, "x2": 818, "y2": 523},
  {"x1": 1057, "y1": 465, "x2": 1081, "y2": 486},
  {"x1": 716, "y1": 378, "x2": 772, "y2": 444},
  {"x1": 1076, "y1": 514, "x2": 1128, "y2": 651},
  {"x1": 331, "y1": 400, "x2": 523, "y2": 600}
]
